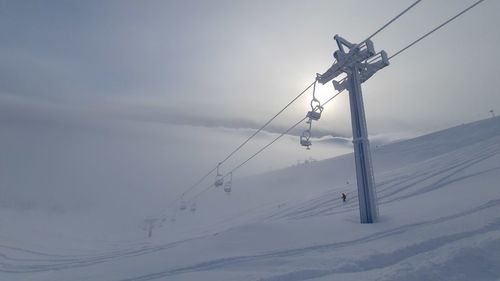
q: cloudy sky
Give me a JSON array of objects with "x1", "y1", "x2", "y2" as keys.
[{"x1": 1, "y1": 0, "x2": 498, "y2": 218}]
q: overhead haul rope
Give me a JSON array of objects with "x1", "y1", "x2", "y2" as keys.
[{"x1": 389, "y1": 0, "x2": 486, "y2": 60}]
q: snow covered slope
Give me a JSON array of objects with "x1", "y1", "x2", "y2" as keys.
[{"x1": 2, "y1": 117, "x2": 500, "y2": 281}]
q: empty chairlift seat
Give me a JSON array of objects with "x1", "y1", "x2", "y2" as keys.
[
  {"x1": 224, "y1": 172, "x2": 232, "y2": 193},
  {"x1": 215, "y1": 163, "x2": 224, "y2": 187},
  {"x1": 215, "y1": 174, "x2": 224, "y2": 187},
  {"x1": 300, "y1": 130, "x2": 312, "y2": 149}
]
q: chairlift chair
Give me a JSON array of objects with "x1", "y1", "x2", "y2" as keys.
[
  {"x1": 215, "y1": 174, "x2": 224, "y2": 187},
  {"x1": 224, "y1": 181, "x2": 231, "y2": 193},
  {"x1": 224, "y1": 172, "x2": 232, "y2": 193},
  {"x1": 306, "y1": 105, "x2": 323, "y2": 121},
  {"x1": 300, "y1": 130, "x2": 312, "y2": 150},
  {"x1": 215, "y1": 162, "x2": 224, "y2": 187},
  {"x1": 307, "y1": 97, "x2": 324, "y2": 121},
  {"x1": 306, "y1": 79, "x2": 323, "y2": 121},
  {"x1": 190, "y1": 202, "x2": 196, "y2": 212}
]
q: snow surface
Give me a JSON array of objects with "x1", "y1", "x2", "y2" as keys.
[{"x1": 2, "y1": 117, "x2": 500, "y2": 281}]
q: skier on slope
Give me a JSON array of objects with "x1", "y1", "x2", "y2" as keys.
[{"x1": 341, "y1": 192, "x2": 347, "y2": 202}]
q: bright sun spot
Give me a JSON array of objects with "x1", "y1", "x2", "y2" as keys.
[{"x1": 314, "y1": 83, "x2": 334, "y2": 104}]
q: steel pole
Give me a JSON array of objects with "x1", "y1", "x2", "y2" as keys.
[{"x1": 347, "y1": 64, "x2": 379, "y2": 223}]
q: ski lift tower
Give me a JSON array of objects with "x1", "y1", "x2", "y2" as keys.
[{"x1": 317, "y1": 35, "x2": 389, "y2": 223}]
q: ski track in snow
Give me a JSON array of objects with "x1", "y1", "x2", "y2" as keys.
[
  {"x1": 115, "y1": 200, "x2": 500, "y2": 281},
  {"x1": 2, "y1": 119, "x2": 500, "y2": 280},
  {"x1": 3, "y1": 183, "x2": 499, "y2": 278},
  {"x1": 268, "y1": 138, "x2": 500, "y2": 220},
  {"x1": 0, "y1": 235, "x2": 211, "y2": 273}
]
